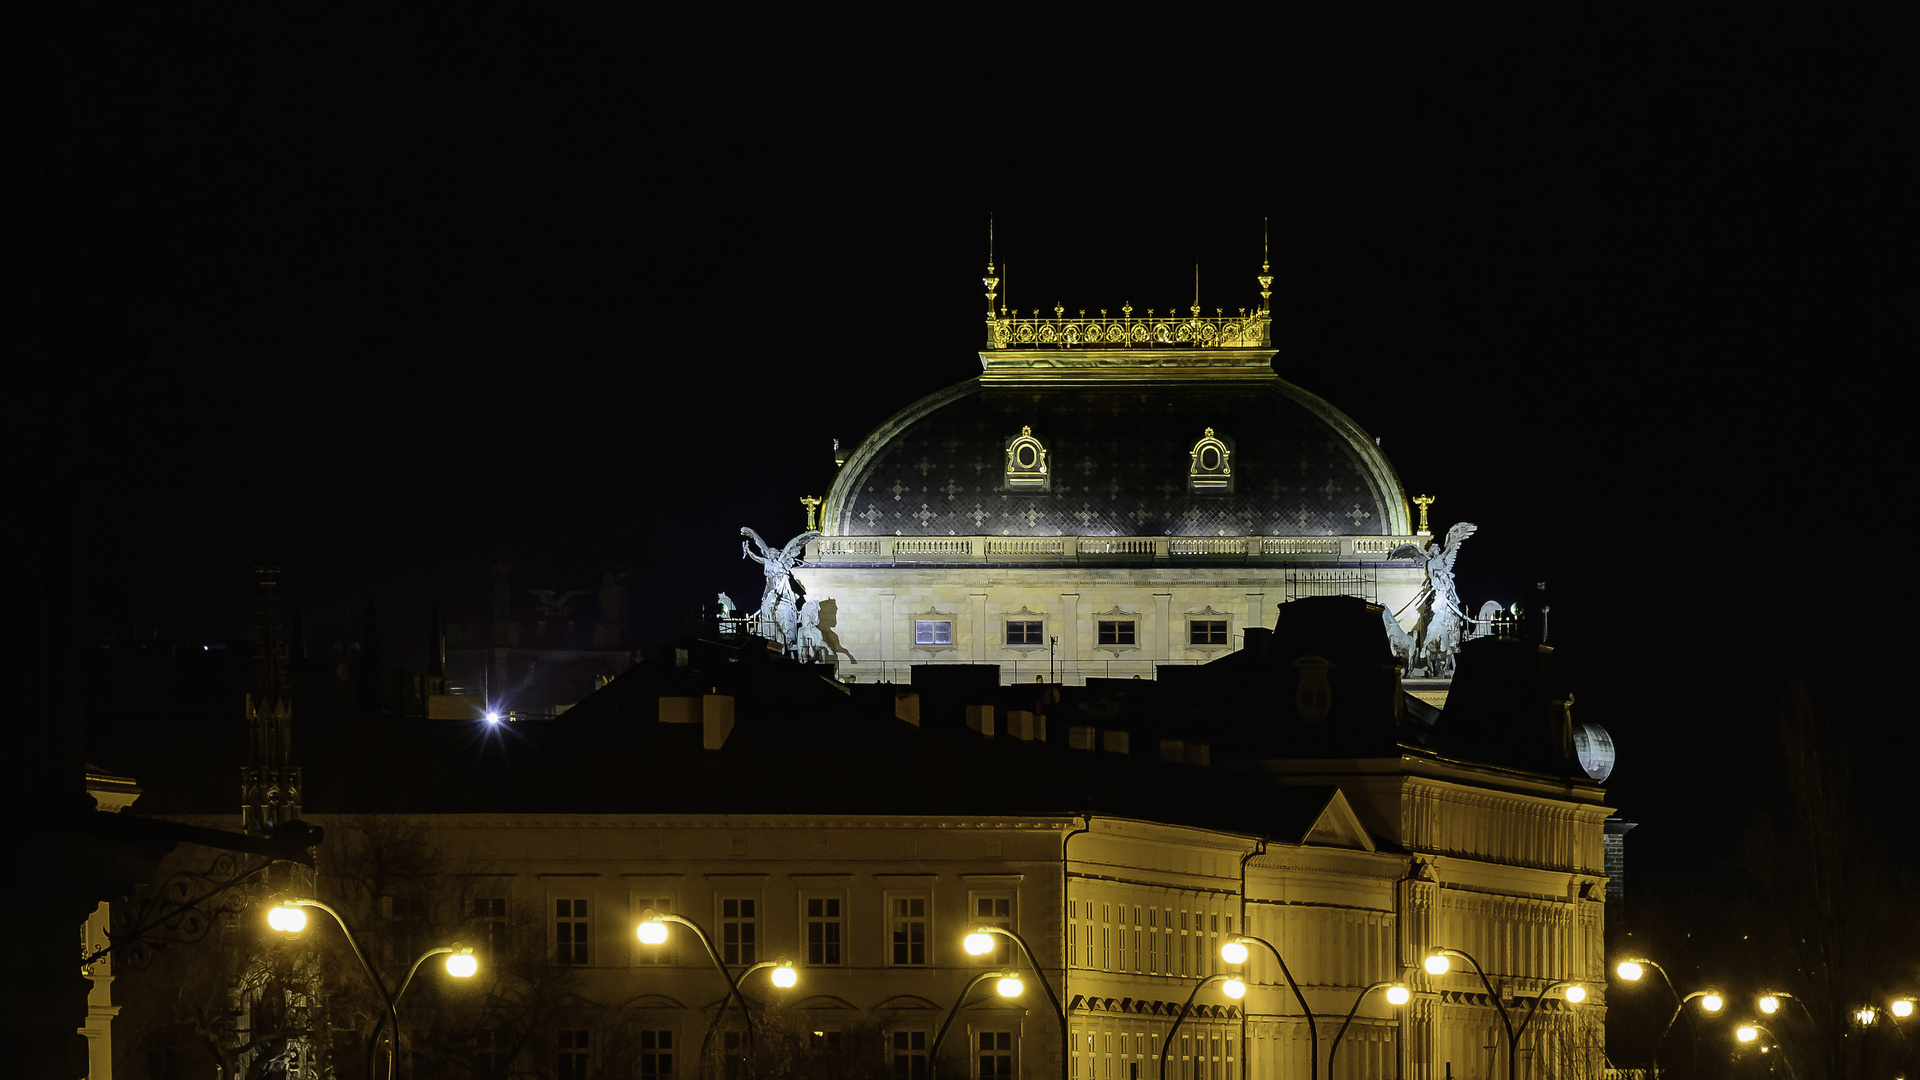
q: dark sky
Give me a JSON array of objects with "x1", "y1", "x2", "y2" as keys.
[{"x1": 14, "y1": 7, "x2": 1913, "y2": 884}]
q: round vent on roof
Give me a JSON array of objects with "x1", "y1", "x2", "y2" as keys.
[{"x1": 1571, "y1": 721, "x2": 1616, "y2": 783}]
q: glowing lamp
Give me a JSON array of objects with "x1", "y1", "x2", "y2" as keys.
[
  {"x1": 964, "y1": 931, "x2": 996, "y2": 956},
  {"x1": 1759, "y1": 995, "x2": 1779, "y2": 1014},
  {"x1": 1220, "y1": 941, "x2": 1249, "y2": 966},
  {"x1": 267, "y1": 903, "x2": 307, "y2": 933},
  {"x1": 1564, "y1": 985, "x2": 1586, "y2": 1005},
  {"x1": 1616, "y1": 960, "x2": 1644, "y2": 981},
  {"x1": 1737, "y1": 1025, "x2": 1758, "y2": 1043},
  {"x1": 445, "y1": 949, "x2": 477, "y2": 978},
  {"x1": 1701, "y1": 993, "x2": 1723, "y2": 1013},
  {"x1": 771, "y1": 962, "x2": 797, "y2": 989},
  {"x1": 1893, "y1": 999, "x2": 1914, "y2": 1019},
  {"x1": 1386, "y1": 985, "x2": 1411, "y2": 1006},
  {"x1": 1222, "y1": 978, "x2": 1247, "y2": 1000},
  {"x1": 485, "y1": 711, "x2": 502, "y2": 724},
  {"x1": 995, "y1": 976, "x2": 1024, "y2": 998},
  {"x1": 1858, "y1": 1007, "x2": 1878, "y2": 1025},
  {"x1": 637, "y1": 919, "x2": 669, "y2": 945},
  {"x1": 1424, "y1": 952, "x2": 1451, "y2": 976}
]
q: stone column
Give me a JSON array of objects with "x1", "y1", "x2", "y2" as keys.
[
  {"x1": 879, "y1": 593, "x2": 895, "y2": 669},
  {"x1": 1245, "y1": 592, "x2": 1267, "y2": 634},
  {"x1": 970, "y1": 593, "x2": 987, "y2": 662},
  {"x1": 1058, "y1": 592, "x2": 1079, "y2": 678},
  {"x1": 1155, "y1": 593, "x2": 1173, "y2": 661}
]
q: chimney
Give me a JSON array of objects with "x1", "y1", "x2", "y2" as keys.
[
  {"x1": 966, "y1": 704, "x2": 995, "y2": 737},
  {"x1": 894, "y1": 691, "x2": 920, "y2": 727},
  {"x1": 1159, "y1": 739, "x2": 1186, "y2": 763},
  {"x1": 1102, "y1": 730, "x2": 1130, "y2": 755},
  {"x1": 1006, "y1": 710, "x2": 1038, "y2": 741},
  {"x1": 1067, "y1": 725, "x2": 1096, "y2": 751}
]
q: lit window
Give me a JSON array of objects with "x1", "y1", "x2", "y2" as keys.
[
  {"x1": 1006, "y1": 620, "x2": 1043, "y2": 646},
  {"x1": 1097, "y1": 620, "x2": 1136, "y2": 646},
  {"x1": 915, "y1": 620, "x2": 952, "y2": 645},
  {"x1": 557, "y1": 1029, "x2": 589, "y2": 1080},
  {"x1": 721, "y1": 898, "x2": 757, "y2": 966},
  {"x1": 890, "y1": 896, "x2": 928, "y2": 966},
  {"x1": 890, "y1": 1029, "x2": 930, "y2": 1078},
  {"x1": 554, "y1": 899, "x2": 589, "y2": 966},
  {"x1": 1189, "y1": 620, "x2": 1228, "y2": 646},
  {"x1": 806, "y1": 896, "x2": 843, "y2": 965}
]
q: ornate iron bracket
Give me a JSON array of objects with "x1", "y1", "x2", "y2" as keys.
[{"x1": 87, "y1": 852, "x2": 274, "y2": 970}]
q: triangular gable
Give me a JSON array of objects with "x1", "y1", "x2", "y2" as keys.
[{"x1": 1299, "y1": 788, "x2": 1376, "y2": 852}]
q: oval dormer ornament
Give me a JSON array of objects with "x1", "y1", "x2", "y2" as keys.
[
  {"x1": 1005, "y1": 426, "x2": 1049, "y2": 489},
  {"x1": 1189, "y1": 427, "x2": 1232, "y2": 491}
]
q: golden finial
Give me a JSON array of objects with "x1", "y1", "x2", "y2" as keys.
[
  {"x1": 800, "y1": 496, "x2": 822, "y2": 532},
  {"x1": 1413, "y1": 494, "x2": 1434, "y2": 536},
  {"x1": 1257, "y1": 217, "x2": 1274, "y2": 312},
  {"x1": 1191, "y1": 263, "x2": 1201, "y2": 317},
  {"x1": 983, "y1": 215, "x2": 1000, "y2": 325}
]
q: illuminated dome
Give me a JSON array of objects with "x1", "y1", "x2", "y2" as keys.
[
  {"x1": 1571, "y1": 721, "x2": 1616, "y2": 783},
  {"x1": 825, "y1": 378, "x2": 1409, "y2": 538}
]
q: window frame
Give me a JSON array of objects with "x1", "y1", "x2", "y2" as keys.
[
  {"x1": 969, "y1": 890, "x2": 1016, "y2": 965},
  {"x1": 717, "y1": 894, "x2": 759, "y2": 967},
  {"x1": 631, "y1": 891, "x2": 676, "y2": 966},
  {"x1": 551, "y1": 896, "x2": 591, "y2": 967},
  {"x1": 914, "y1": 619, "x2": 953, "y2": 646},
  {"x1": 886, "y1": 891, "x2": 932, "y2": 967},
  {"x1": 801, "y1": 891, "x2": 847, "y2": 967},
  {"x1": 1188, "y1": 619, "x2": 1229, "y2": 647}
]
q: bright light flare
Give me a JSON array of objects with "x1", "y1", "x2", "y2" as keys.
[
  {"x1": 964, "y1": 931, "x2": 996, "y2": 956},
  {"x1": 1701, "y1": 993, "x2": 1724, "y2": 1013},
  {"x1": 771, "y1": 963, "x2": 797, "y2": 989},
  {"x1": 445, "y1": 951, "x2": 477, "y2": 978},
  {"x1": 1737, "y1": 1025, "x2": 1758, "y2": 1043},
  {"x1": 1424, "y1": 952, "x2": 1451, "y2": 976},
  {"x1": 995, "y1": 976, "x2": 1024, "y2": 998},
  {"x1": 1386, "y1": 985, "x2": 1411, "y2": 1006},
  {"x1": 637, "y1": 919, "x2": 669, "y2": 945},
  {"x1": 1616, "y1": 960, "x2": 1644, "y2": 981},
  {"x1": 1893, "y1": 999, "x2": 1914, "y2": 1019},
  {"x1": 1220, "y1": 941, "x2": 1249, "y2": 966},
  {"x1": 1858, "y1": 1007, "x2": 1878, "y2": 1026},
  {"x1": 1759, "y1": 995, "x2": 1779, "y2": 1014},
  {"x1": 266, "y1": 903, "x2": 307, "y2": 933},
  {"x1": 1565, "y1": 985, "x2": 1587, "y2": 1005},
  {"x1": 1222, "y1": 978, "x2": 1247, "y2": 1000},
  {"x1": 484, "y1": 711, "x2": 502, "y2": 724}
]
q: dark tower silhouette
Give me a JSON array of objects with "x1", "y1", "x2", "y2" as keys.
[
  {"x1": 240, "y1": 568, "x2": 302, "y2": 834},
  {"x1": 357, "y1": 595, "x2": 383, "y2": 712}
]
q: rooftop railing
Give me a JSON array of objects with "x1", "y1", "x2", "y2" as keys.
[{"x1": 807, "y1": 535, "x2": 1420, "y2": 565}]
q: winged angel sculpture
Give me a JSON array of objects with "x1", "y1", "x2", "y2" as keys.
[
  {"x1": 1387, "y1": 522, "x2": 1478, "y2": 677},
  {"x1": 741, "y1": 527, "x2": 822, "y2": 651}
]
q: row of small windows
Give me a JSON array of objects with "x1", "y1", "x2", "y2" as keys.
[
  {"x1": 1005, "y1": 425, "x2": 1235, "y2": 492},
  {"x1": 915, "y1": 618, "x2": 1229, "y2": 647},
  {"x1": 552, "y1": 1024, "x2": 1017, "y2": 1080},
  {"x1": 1067, "y1": 899, "x2": 1235, "y2": 978}
]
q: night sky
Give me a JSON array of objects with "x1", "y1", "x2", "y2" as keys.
[{"x1": 15, "y1": 7, "x2": 1912, "y2": 890}]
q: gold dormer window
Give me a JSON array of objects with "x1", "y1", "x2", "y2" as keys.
[
  {"x1": 1189, "y1": 427, "x2": 1233, "y2": 491},
  {"x1": 1005, "y1": 426, "x2": 1049, "y2": 489}
]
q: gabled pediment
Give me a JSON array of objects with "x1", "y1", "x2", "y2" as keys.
[{"x1": 1299, "y1": 789, "x2": 1377, "y2": 852}]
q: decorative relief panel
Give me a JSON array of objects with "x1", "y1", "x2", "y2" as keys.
[
  {"x1": 1004, "y1": 426, "x2": 1049, "y2": 489},
  {"x1": 1189, "y1": 428, "x2": 1233, "y2": 492}
]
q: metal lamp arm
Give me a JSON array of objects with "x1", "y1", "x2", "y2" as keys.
[
  {"x1": 1160, "y1": 973, "x2": 1235, "y2": 1080},
  {"x1": 1512, "y1": 978, "x2": 1579, "y2": 1045},
  {"x1": 1247, "y1": 935, "x2": 1319, "y2": 1080},
  {"x1": 932, "y1": 971, "x2": 1004, "y2": 1080},
  {"x1": 986, "y1": 924, "x2": 1069, "y2": 1077},
  {"x1": 295, "y1": 899, "x2": 400, "y2": 1080},
  {"x1": 1328, "y1": 982, "x2": 1394, "y2": 1080},
  {"x1": 651, "y1": 914, "x2": 750, "y2": 1060},
  {"x1": 1441, "y1": 948, "x2": 1513, "y2": 1037},
  {"x1": 365, "y1": 946, "x2": 455, "y2": 1080}
]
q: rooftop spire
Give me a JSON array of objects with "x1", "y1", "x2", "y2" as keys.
[{"x1": 242, "y1": 565, "x2": 301, "y2": 834}]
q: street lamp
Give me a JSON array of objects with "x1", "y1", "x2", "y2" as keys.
[
  {"x1": 268, "y1": 899, "x2": 400, "y2": 1079},
  {"x1": 964, "y1": 924, "x2": 1067, "y2": 1079},
  {"x1": 1327, "y1": 982, "x2": 1411, "y2": 1080},
  {"x1": 1756, "y1": 989, "x2": 1816, "y2": 1026},
  {"x1": 637, "y1": 909, "x2": 763, "y2": 1058},
  {"x1": 1159, "y1": 973, "x2": 1246, "y2": 1080},
  {"x1": 1221, "y1": 935, "x2": 1319, "y2": 1079},
  {"x1": 930, "y1": 970, "x2": 1024, "y2": 1080},
  {"x1": 1892, "y1": 998, "x2": 1915, "y2": 1019},
  {"x1": 361, "y1": 943, "x2": 481, "y2": 1080},
  {"x1": 1426, "y1": 947, "x2": 1583, "y2": 1080},
  {"x1": 1614, "y1": 955, "x2": 1720, "y2": 1078}
]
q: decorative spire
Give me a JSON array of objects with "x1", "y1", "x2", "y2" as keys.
[
  {"x1": 983, "y1": 215, "x2": 1000, "y2": 325},
  {"x1": 242, "y1": 565, "x2": 301, "y2": 835},
  {"x1": 1257, "y1": 218, "x2": 1273, "y2": 313}
]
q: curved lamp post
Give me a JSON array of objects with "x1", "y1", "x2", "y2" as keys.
[
  {"x1": 1221, "y1": 934, "x2": 1319, "y2": 1080},
  {"x1": 1615, "y1": 956, "x2": 1721, "y2": 1078},
  {"x1": 1159, "y1": 972, "x2": 1246, "y2": 1080},
  {"x1": 931, "y1": 970, "x2": 1024, "y2": 1080},
  {"x1": 1757, "y1": 989, "x2": 1816, "y2": 1026},
  {"x1": 358, "y1": 943, "x2": 478, "y2": 1079},
  {"x1": 637, "y1": 909, "x2": 770, "y2": 1059},
  {"x1": 1427, "y1": 947, "x2": 1584, "y2": 1080},
  {"x1": 269, "y1": 899, "x2": 401, "y2": 1079},
  {"x1": 965, "y1": 925, "x2": 1066, "y2": 1078},
  {"x1": 1327, "y1": 981, "x2": 1410, "y2": 1080}
]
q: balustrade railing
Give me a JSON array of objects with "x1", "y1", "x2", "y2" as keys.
[{"x1": 807, "y1": 534, "x2": 1417, "y2": 563}]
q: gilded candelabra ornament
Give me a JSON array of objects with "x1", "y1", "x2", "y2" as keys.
[
  {"x1": 799, "y1": 496, "x2": 821, "y2": 531},
  {"x1": 1413, "y1": 494, "x2": 1434, "y2": 536}
]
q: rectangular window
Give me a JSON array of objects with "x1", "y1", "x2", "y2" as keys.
[
  {"x1": 476, "y1": 1030, "x2": 508, "y2": 1079},
  {"x1": 1189, "y1": 620, "x2": 1228, "y2": 645},
  {"x1": 979, "y1": 1030, "x2": 1015, "y2": 1079},
  {"x1": 915, "y1": 620, "x2": 952, "y2": 645},
  {"x1": 554, "y1": 898, "x2": 589, "y2": 966},
  {"x1": 890, "y1": 1029, "x2": 929, "y2": 1079},
  {"x1": 387, "y1": 895, "x2": 427, "y2": 963},
  {"x1": 1147, "y1": 908, "x2": 1159, "y2": 973},
  {"x1": 1117, "y1": 904, "x2": 1130, "y2": 971},
  {"x1": 974, "y1": 893, "x2": 1014, "y2": 964},
  {"x1": 1100, "y1": 903, "x2": 1111, "y2": 970},
  {"x1": 639, "y1": 1028, "x2": 674, "y2": 1080},
  {"x1": 557, "y1": 1029, "x2": 589, "y2": 1080},
  {"x1": 891, "y1": 896, "x2": 928, "y2": 965},
  {"x1": 1006, "y1": 620, "x2": 1043, "y2": 645},
  {"x1": 1179, "y1": 910, "x2": 1190, "y2": 976},
  {"x1": 1133, "y1": 907, "x2": 1143, "y2": 973},
  {"x1": 721, "y1": 898, "x2": 757, "y2": 966},
  {"x1": 472, "y1": 897, "x2": 509, "y2": 963},
  {"x1": 806, "y1": 896, "x2": 843, "y2": 966},
  {"x1": 1097, "y1": 620, "x2": 1136, "y2": 646}
]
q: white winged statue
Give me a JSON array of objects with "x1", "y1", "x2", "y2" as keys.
[
  {"x1": 1388, "y1": 522, "x2": 1478, "y2": 677},
  {"x1": 741, "y1": 527, "x2": 822, "y2": 650}
]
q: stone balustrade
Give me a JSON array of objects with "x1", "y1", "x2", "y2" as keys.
[{"x1": 806, "y1": 534, "x2": 1420, "y2": 565}]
